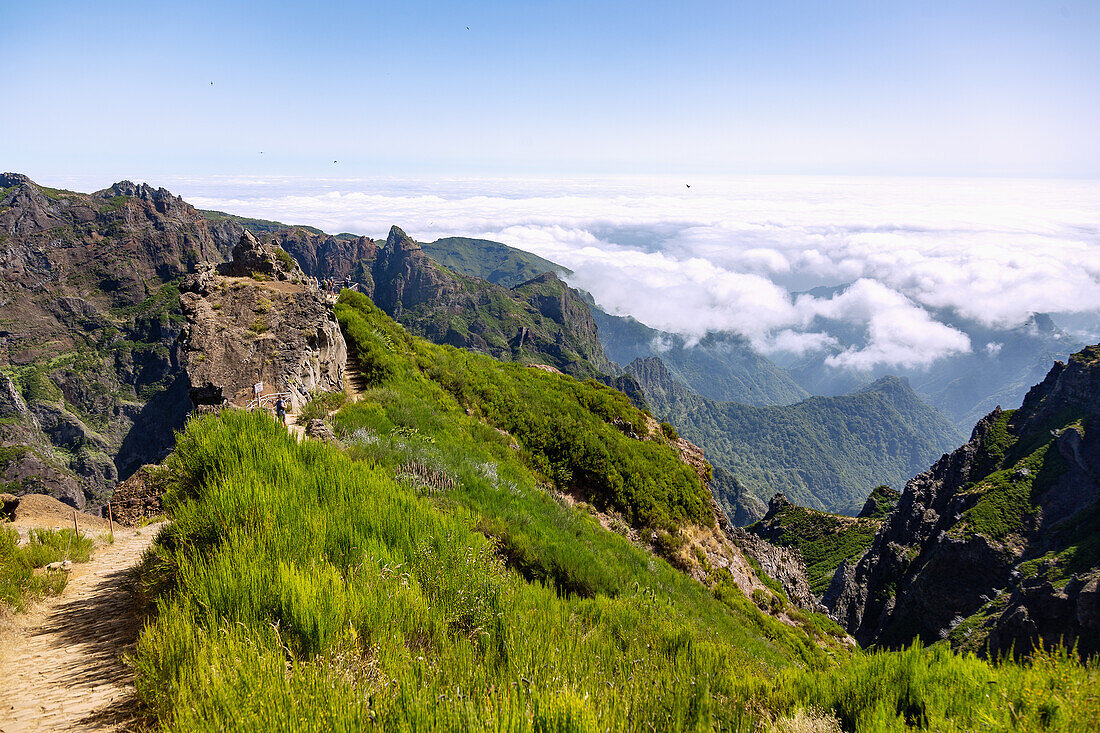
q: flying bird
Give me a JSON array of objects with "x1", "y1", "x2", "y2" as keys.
[
  {"x1": 685, "y1": 184, "x2": 691, "y2": 188},
  {"x1": 466, "y1": 26, "x2": 470, "y2": 30},
  {"x1": 333, "y1": 160, "x2": 338, "y2": 164}
]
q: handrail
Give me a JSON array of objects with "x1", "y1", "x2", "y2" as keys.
[{"x1": 247, "y1": 392, "x2": 293, "y2": 411}]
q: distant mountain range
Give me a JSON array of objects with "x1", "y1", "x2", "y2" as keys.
[{"x1": 624, "y1": 356, "x2": 962, "y2": 518}]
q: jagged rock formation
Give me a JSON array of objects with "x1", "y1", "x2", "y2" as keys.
[
  {"x1": 0, "y1": 174, "x2": 240, "y2": 509},
  {"x1": 826, "y1": 345, "x2": 1100, "y2": 658},
  {"x1": 179, "y1": 232, "x2": 346, "y2": 411}
]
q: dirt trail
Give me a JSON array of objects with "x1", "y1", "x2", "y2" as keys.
[{"x1": 0, "y1": 524, "x2": 163, "y2": 733}]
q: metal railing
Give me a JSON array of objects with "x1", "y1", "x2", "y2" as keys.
[{"x1": 246, "y1": 392, "x2": 293, "y2": 412}]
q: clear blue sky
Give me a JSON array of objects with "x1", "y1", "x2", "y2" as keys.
[{"x1": 2, "y1": 0, "x2": 1098, "y2": 180}]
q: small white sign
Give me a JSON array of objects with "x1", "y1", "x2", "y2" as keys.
[{"x1": 253, "y1": 382, "x2": 263, "y2": 395}]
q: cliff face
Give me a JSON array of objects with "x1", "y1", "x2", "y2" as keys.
[
  {"x1": 0, "y1": 174, "x2": 238, "y2": 509},
  {"x1": 826, "y1": 345, "x2": 1100, "y2": 658},
  {"x1": 179, "y1": 232, "x2": 346, "y2": 412}
]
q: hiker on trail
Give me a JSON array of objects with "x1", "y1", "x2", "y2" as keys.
[
  {"x1": 344, "y1": 275, "x2": 352, "y2": 291},
  {"x1": 274, "y1": 395, "x2": 287, "y2": 424}
]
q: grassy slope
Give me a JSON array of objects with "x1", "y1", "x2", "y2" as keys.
[{"x1": 130, "y1": 294, "x2": 1099, "y2": 731}]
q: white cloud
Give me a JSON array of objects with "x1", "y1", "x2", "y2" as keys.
[{"x1": 174, "y1": 173, "x2": 1100, "y2": 370}]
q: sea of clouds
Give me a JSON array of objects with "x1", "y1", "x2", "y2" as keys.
[{"x1": 140, "y1": 174, "x2": 1100, "y2": 371}]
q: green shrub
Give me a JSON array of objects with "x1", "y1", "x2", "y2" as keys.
[
  {"x1": 19, "y1": 365, "x2": 61, "y2": 403},
  {"x1": 295, "y1": 390, "x2": 347, "y2": 424},
  {"x1": 660, "y1": 421, "x2": 679, "y2": 441},
  {"x1": 0, "y1": 525, "x2": 89, "y2": 611}
]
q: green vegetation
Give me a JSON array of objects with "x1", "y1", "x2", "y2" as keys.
[
  {"x1": 0, "y1": 525, "x2": 94, "y2": 612},
  {"x1": 632, "y1": 363, "x2": 962, "y2": 516},
  {"x1": 594, "y1": 312, "x2": 810, "y2": 406},
  {"x1": 273, "y1": 247, "x2": 296, "y2": 270},
  {"x1": 337, "y1": 291, "x2": 709, "y2": 532},
  {"x1": 421, "y1": 236, "x2": 568, "y2": 288},
  {"x1": 749, "y1": 504, "x2": 880, "y2": 595},
  {"x1": 248, "y1": 317, "x2": 268, "y2": 334},
  {"x1": 295, "y1": 390, "x2": 348, "y2": 424},
  {"x1": 20, "y1": 527, "x2": 95, "y2": 566},
  {"x1": 199, "y1": 210, "x2": 321, "y2": 237},
  {"x1": 18, "y1": 364, "x2": 62, "y2": 403},
  {"x1": 132, "y1": 409, "x2": 831, "y2": 731},
  {"x1": 130, "y1": 351, "x2": 1100, "y2": 730},
  {"x1": 860, "y1": 485, "x2": 901, "y2": 520}
]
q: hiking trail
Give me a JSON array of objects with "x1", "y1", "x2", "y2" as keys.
[{"x1": 0, "y1": 524, "x2": 163, "y2": 732}]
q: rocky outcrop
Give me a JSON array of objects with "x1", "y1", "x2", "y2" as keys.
[
  {"x1": 825, "y1": 345, "x2": 1100, "y2": 658},
  {"x1": 271, "y1": 228, "x2": 378, "y2": 289},
  {"x1": 179, "y1": 233, "x2": 346, "y2": 412},
  {"x1": 107, "y1": 464, "x2": 166, "y2": 526},
  {"x1": 728, "y1": 526, "x2": 825, "y2": 612}
]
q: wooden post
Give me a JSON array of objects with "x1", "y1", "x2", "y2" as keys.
[{"x1": 66, "y1": 510, "x2": 76, "y2": 560}]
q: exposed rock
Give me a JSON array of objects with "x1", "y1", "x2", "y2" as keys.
[
  {"x1": 728, "y1": 526, "x2": 825, "y2": 612},
  {"x1": 218, "y1": 230, "x2": 305, "y2": 283},
  {"x1": 179, "y1": 232, "x2": 346, "y2": 412},
  {"x1": 0, "y1": 374, "x2": 30, "y2": 418},
  {"x1": 270, "y1": 225, "x2": 614, "y2": 379},
  {"x1": 825, "y1": 345, "x2": 1100, "y2": 658},
  {"x1": 0, "y1": 174, "x2": 238, "y2": 510},
  {"x1": 108, "y1": 464, "x2": 166, "y2": 526},
  {"x1": 304, "y1": 419, "x2": 336, "y2": 442}
]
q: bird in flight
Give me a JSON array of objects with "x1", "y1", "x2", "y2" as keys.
[
  {"x1": 466, "y1": 26, "x2": 470, "y2": 30},
  {"x1": 685, "y1": 184, "x2": 691, "y2": 188},
  {"x1": 333, "y1": 160, "x2": 338, "y2": 164}
]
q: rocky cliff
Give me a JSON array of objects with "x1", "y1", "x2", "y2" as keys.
[
  {"x1": 826, "y1": 344, "x2": 1100, "y2": 658},
  {"x1": 0, "y1": 174, "x2": 239, "y2": 509},
  {"x1": 179, "y1": 232, "x2": 346, "y2": 411}
]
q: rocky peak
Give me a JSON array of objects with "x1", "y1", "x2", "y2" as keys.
[
  {"x1": 384, "y1": 225, "x2": 421, "y2": 254},
  {"x1": 625, "y1": 357, "x2": 693, "y2": 403},
  {"x1": 767, "y1": 492, "x2": 793, "y2": 516},
  {"x1": 218, "y1": 230, "x2": 306, "y2": 283},
  {"x1": 0, "y1": 172, "x2": 31, "y2": 189}
]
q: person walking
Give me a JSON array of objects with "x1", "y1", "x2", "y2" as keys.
[{"x1": 274, "y1": 395, "x2": 287, "y2": 425}]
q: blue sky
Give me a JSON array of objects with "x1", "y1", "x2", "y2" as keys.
[{"x1": 2, "y1": 0, "x2": 1098, "y2": 180}]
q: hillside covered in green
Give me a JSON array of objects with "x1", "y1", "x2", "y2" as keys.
[
  {"x1": 748, "y1": 492, "x2": 893, "y2": 595},
  {"x1": 129, "y1": 292, "x2": 1100, "y2": 731},
  {"x1": 421, "y1": 236, "x2": 569, "y2": 288},
  {"x1": 627, "y1": 357, "x2": 962, "y2": 517}
]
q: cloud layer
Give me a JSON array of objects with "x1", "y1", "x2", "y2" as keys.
[{"x1": 152, "y1": 173, "x2": 1100, "y2": 370}]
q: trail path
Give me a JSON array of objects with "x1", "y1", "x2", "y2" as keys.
[{"x1": 0, "y1": 525, "x2": 163, "y2": 733}]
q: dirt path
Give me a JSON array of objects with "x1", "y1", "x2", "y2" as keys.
[{"x1": 0, "y1": 525, "x2": 163, "y2": 733}]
